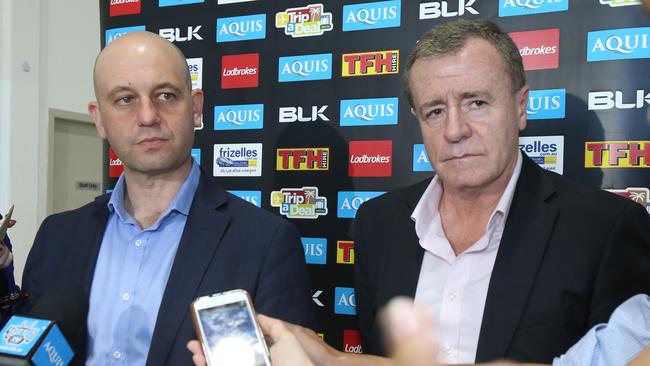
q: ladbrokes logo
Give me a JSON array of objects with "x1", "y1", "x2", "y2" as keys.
[
  {"x1": 337, "y1": 240, "x2": 354, "y2": 264},
  {"x1": 110, "y1": 0, "x2": 141, "y2": 16},
  {"x1": 419, "y1": 0, "x2": 479, "y2": 19},
  {"x1": 214, "y1": 104, "x2": 263, "y2": 131},
  {"x1": 499, "y1": 0, "x2": 568, "y2": 17},
  {"x1": 278, "y1": 54, "x2": 332, "y2": 82},
  {"x1": 217, "y1": 14, "x2": 266, "y2": 43},
  {"x1": 588, "y1": 90, "x2": 650, "y2": 110},
  {"x1": 342, "y1": 0, "x2": 401, "y2": 32},
  {"x1": 213, "y1": 143, "x2": 262, "y2": 176},
  {"x1": 277, "y1": 148, "x2": 329, "y2": 171},
  {"x1": 105, "y1": 25, "x2": 145, "y2": 45},
  {"x1": 340, "y1": 98, "x2": 398, "y2": 127},
  {"x1": 221, "y1": 53, "x2": 259, "y2": 89},
  {"x1": 343, "y1": 330, "x2": 363, "y2": 353},
  {"x1": 588, "y1": 27, "x2": 650, "y2": 62},
  {"x1": 607, "y1": 187, "x2": 650, "y2": 214},
  {"x1": 342, "y1": 50, "x2": 399, "y2": 77},
  {"x1": 519, "y1": 136, "x2": 564, "y2": 174},
  {"x1": 585, "y1": 141, "x2": 650, "y2": 168},
  {"x1": 509, "y1": 29, "x2": 559, "y2": 71},
  {"x1": 600, "y1": 0, "x2": 641, "y2": 7},
  {"x1": 349, "y1": 140, "x2": 392, "y2": 177},
  {"x1": 159, "y1": 26, "x2": 203, "y2": 43},
  {"x1": 527, "y1": 89, "x2": 565, "y2": 120},
  {"x1": 276, "y1": 4, "x2": 333, "y2": 38},
  {"x1": 108, "y1": 147, "x2": 124, "y2": 178},
  {"x1": 270, "y1": 187, "x2": 328, "y2": 219}
]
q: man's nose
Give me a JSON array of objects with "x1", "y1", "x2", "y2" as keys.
[
  {"x1": 443, "y1": 107, "x2": 472, "y2": 143},
  {"x1": 138, "y1": 98, "x2": 161, "y2": 126}
]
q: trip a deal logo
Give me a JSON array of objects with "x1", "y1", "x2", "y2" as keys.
[
  {"x1": 349, "y1": 140, "x2": 392, "y2": 177},
  {"x1": 278, "y1": 53, "x2": 332, "y2": 82},
  {"x1": 509, "y1": 28, "x2": 560, "y2": 71},
  {"x1": 105, "y1": 25, "x2": 145, "y2": 45},
  {"x1": 527, "y1": 89, "x2": 566, "y2": 120},
  {"x1": 271, "y1": 187, "x2": 328, "y2": 219},
  {"x1": 275, "y1": 3, "x2": 333, "y2": 38},
  {"x1": 110, "y1": 0, "x2": 141, "y2": 17},
  {"x1": 276, "y1": 148, "x2": 329, "y2": 171},
  {"x1": 342, "y1": 0, "x2": 401, "y2": 32},
  {"x1": 607, "y1": 187, "x2": 650, "y2": 214},
  {"x1": 342, "y1": 50, "x2": 399, "y2": 77},
  {"x1": 337, "y1": 191, "x2": 385, "y2": 218},
  {"x1": 213, "y1": 143, "x2": 262, "y2": 177},
  {"x1": 217, "y1": 14, "x2": 266, "y2": 43},
  {"x1": 214, "y1": 104, "x2": 264, "y2": 131},
  {"x1": 221, "y1": 53, "x2": 259, "y2": 89},
  {"x1": 499, "y1": 0, "x2": 569, "y2": 17},
  {"x1": 519, "y1": 136, "x2": 564, "y2": 174},
  {"x1": 585, "y1": 141, "x2": 650, "y2": 168},
  {"x1": 587, "y1": 27, "x2": 650, "y2": 62}
]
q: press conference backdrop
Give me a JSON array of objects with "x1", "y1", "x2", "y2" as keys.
[{"x1": 100, "y1": 0, "x2": 650, "y2": 353}]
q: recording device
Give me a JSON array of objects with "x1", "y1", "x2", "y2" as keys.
[
  {"x1": 0, "y1": 285, "x2": 87, "y2": 366},
  {"x1": 191, "y1": 289, "x2": 272, "y2": 366}
]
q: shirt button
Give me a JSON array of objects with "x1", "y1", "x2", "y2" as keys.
[
  {"x1": 113, "y1": 351, "x2": 121, "y2": 359},
  {"x1": 122, "y1": 292, "x2": 130, "y2": 301},
  {"x1": 135, "y1": 239, "x2": 142, "y2": 247},
  {"x1": 448, "y1": 292, "x2": 457, "y2": 301}
]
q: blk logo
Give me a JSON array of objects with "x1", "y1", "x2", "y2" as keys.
[
  {"x1": 419, "y1": 0, "x2": 479, "y2": 19},
  {"x1": 159, "y1": 26, "x2": 203, "y2": 42},
  {"x1": 279, "y1": 106, "x2": 329, "y2": 123},
  {"x1": 588, "y1": 90, "x2": 650, "y2": 110}
]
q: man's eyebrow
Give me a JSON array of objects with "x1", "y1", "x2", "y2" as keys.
[{"x1": 155, "y1": 82, "x2": 184, "y2": 95}]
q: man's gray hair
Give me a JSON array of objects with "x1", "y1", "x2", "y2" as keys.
[{"x1": 404, "y1": 20, "x2": 525, "y2": 107}]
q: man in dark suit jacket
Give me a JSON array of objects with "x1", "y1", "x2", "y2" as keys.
[
  {"x1": 353, "y1": 19, "x2": 650, "y2": 364},
  {"x1": 21, "y1": 31, "x2": 314, "y2": 366}
]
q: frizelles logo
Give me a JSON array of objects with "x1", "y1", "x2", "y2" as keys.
[
  {"x1": 348, "y1": 140, "x2": 392, "y2": 177},
  {"x1": 276, "y1": 148, "x2": 330, "y2": 171},
  {"x1": 216, "y1": 14, "x2": 266, "y2": 43},
  {"x1": 186, "y1": 58, "x2": 203, "y2": 90},
  {"x1": 105, "y1": 25, "x2": 145, "y2": 45},
  {"x1": 588, "y1": 90, "x2": 650, "y2": 110},
  {"x1": 527, "y1": 89, "x2": 566, "y2": 120},
  {"x1": 336, "y1": 240, "x2": 354, "y2": 264},
  {"x1": 585, "y1": 141, "x2": 650, "y2": 168},
  {"x1": 191, "y1": 148, "x2": 201, "y2": 165},
  {"x1": 600, "y1": 0, "x2": 641, "y2": 7},
  {"x1": 159, "y1": 0, "x2": 204, "y2": 7},
  {"x1": 334, "y1": 287, "x2": 356, "y2": 315},
  {"x1": 110, "y1": 0, "x2": 141, "y2": 17},
  {"x1": 509, "y1": 28, "x2": 560, "y2": 71},
  {"x1": 499, "y1": 0, "x2": 569, "y2": 17},
  {"x1": 227, "y1": 190, "x2": 261, "y2": 207},
  {"x1": 108, "y1": 147, "x2": 124, "y2": 178},
  {"x1": 213, "y1": 143, "x2": 262, "y2": 177},
  {"x1": 340, "y1": 98, "x2": 398, "y2": 127},
  {"x1": 343, "y1": 329, "x2": 362, "y2": 353},
  {"x1": 159, "y1": 26, "x2": 203, "y2": 43},
  {"x1": 276, "y1": 3, "x2": 333, "y2": 38},
  {"x1": 419, "y1": 0, "x2": 480, "y2": 19},
  {"x1": 278, "y1": 53, "x2": 332, "y2": 82},
  {"x1": 337, "y1": 191, "x2": 385, "y2": 218},
  {"x1": 214, "y1": 104, "x2": 264, "y2": 131},
  {"x1": 587, "y1": 27, "x2": 650, "y2": 62},
  {"x1": 342, "y1": 50, "x2": 399, "y2": 77},
  {"x1": 270, "y1": 187, "x2": 328, "y2": 219},
  {"x1": 221, "y1": 53, "x2": 259, "y2": 89},
  {"x1": 342, "y1": 0, "x2": 401, "y2": 32},
  {"x1": 413, "y1": 144, "x2": 433, "y2": 172},
  {"x1": 302, "y1": 237, "x2": 327, "y2": 265},
  {"x1": 519, "y1": 135, "x2": 564, "y2": 174}
]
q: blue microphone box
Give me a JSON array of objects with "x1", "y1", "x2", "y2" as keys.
[{"x1": 0, "y1": 316, "x2": 73, "y2": 365}]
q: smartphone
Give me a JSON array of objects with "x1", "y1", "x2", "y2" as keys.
[
  {"x1": 190, "y1": 289, "x2": 272, "y2": 366},
  {"x1": 0, "y1": 204, "x2": 14, "y2": 240}
]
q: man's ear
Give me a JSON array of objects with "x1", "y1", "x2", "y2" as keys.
[
  {"x1": 516, "y1": 85, "x2": 530, "y2": 131},
  {"x1": 88, "y1": 101, "x2": 107, "y2": 139},
  {"x1": 191, "y1": 89, "x2": 204, "y2": 128}
]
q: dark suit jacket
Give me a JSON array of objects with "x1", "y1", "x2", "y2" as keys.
[
  {"x1": 21, "y1": 173, "x2": 315, "y2": 366},
  {"x1": 353, "y1": 155, "x2": 650, "y2": 363}
]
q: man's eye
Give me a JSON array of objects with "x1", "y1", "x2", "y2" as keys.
[
  {"x1": 426, "y1": 108, "x2": 443, "y2": 118},
  {"x1": 158, "y1": 92, "x2": 175, "y2": 101},
  {"x1": 471, "y1": 100, "x2": 487, "y2": 107},
  {"x1": 116, "y1": 96, "x2": 133, "y2": 105}
]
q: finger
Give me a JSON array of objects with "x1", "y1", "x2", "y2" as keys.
[
  {"x1": 186, "y1": 340, "x2": 207, "y2": 366},
  {"x1": 7, "y1": 220, "x2": 16, "y2": 228},
  {"x1": 258, "y1": 314, "x2": 292, "y2": 342}
]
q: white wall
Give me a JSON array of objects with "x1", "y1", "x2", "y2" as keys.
[{"x1": 0, "y1": 0, "x2": 100, "y2": 284}]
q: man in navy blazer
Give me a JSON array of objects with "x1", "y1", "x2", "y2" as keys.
[{"x1": 21, "y1": 31, "x2": 314, "y2": 366}]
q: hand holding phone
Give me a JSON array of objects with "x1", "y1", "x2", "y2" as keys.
[
  {"x1": 191, "y1": 289, "x2": 272, "y2": 366},
  {"x1": 0, "y1": 204, "x2": 14, "y2": 240}
]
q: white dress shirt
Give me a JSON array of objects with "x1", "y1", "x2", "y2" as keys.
[{"x1": 412, "y1": 151, "x2": 522, "y2": 364}]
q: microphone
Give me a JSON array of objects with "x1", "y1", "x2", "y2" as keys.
[{"x1": 0, "y1": 285, "x2": 87, "y2": 366}]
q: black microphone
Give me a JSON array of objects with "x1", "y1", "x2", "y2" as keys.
[{"x1": 0, "y1": 285, "x2": 87, "y2": 366}]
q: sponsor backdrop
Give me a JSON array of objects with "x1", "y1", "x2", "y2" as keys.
[{"x1": 100, "y1": 0, "x2": 650, "y2": 353}]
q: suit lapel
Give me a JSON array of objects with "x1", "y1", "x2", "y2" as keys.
[
  {"x1": 80, "y1": 196, "x2": 111, "y2": 294},
  {"x1": 146, "y1": 175, "x2": 230, "y2": 366},
  {"x1": 475, "y1": 157, "x2": 559, "y2": 362}
]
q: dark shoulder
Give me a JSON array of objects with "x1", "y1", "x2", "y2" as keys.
[
  {"x1": 39, "y1": 194, "x2": 110, "y2": 230},
  {"x1": 223, "y1": 192, "x2": 293, "y2": 229},
  {"x1": 357, "y1": 178, "x2": 432, "y2": 218}
]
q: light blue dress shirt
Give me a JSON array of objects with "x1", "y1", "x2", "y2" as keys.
[
  {"x1": 86, "y1": 162, "x2": 200, "y2": 365},
  {"x1": 554, "y1": 294, "x2": 650, "y2": 366}
]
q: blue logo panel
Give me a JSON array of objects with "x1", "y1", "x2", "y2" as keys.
[
  {"x1": 337, "y1": 191, "x2": 385, "y2": 218},
  {"x1": 413, "y1": 144, "x2": 433, "y2": 172},
  {"x1": 31, "y1": 324, "x2": 74, "y2": 366},
  {"x1": 527, "y1": 89, "x2": 566, "y2": 120},
  {"x1": 0, "y1": 316, "x2": 50, "y2": 356},
  {"x1": 587, "y1": 27, "x2": 650, "y2": 62},
  {"x1": 340, "y1": 98, "x2": 398, "y2": 126},
  {"x1": 301, "y1": 237, "x2": 327, "y2": 265},
  {"x1": 216, "y1": 14, "x2": 266, "y2": 43},
  {"x1": 191, "y1": 148, "x2": 201, "y2": 165},
  {"x1": 159, "y1": 0, "x2": 204, "y2": 6},
  {"x1": 228, "y1": 190, "x2": 262, "y2": 207},
  {"x1": 334, "y1": 287, "x2": 356, "y2": 315},
  {"x1": 278, "y1": 54, "x2": 332, "y2": 82},
  {"x1": 214, "y1": 104, "x2": 264, "y2": 130},
  {"x1": 499, "y1": 0, "x2": 569, "y2": 17},
  {"x1": 105, "y1": 26, "x2": 146, "y2": 45},
  {"x1": 342, "y1": 0, "x2": 401, "y2": 32}
]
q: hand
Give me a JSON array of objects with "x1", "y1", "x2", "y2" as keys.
[
  {"x1": 258, "y1": 314, "x2": 315, "y2": 366},
  {"x1": 186, "y1": 340, "x2": 206, "y2": 366},
  {"x1": 0, "y1": 219, "x2": 15, "y2": 269}
]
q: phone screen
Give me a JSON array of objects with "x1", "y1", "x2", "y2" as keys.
[{"x1": 198, "y1": 300, "x2": 268, "y2": 366}]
